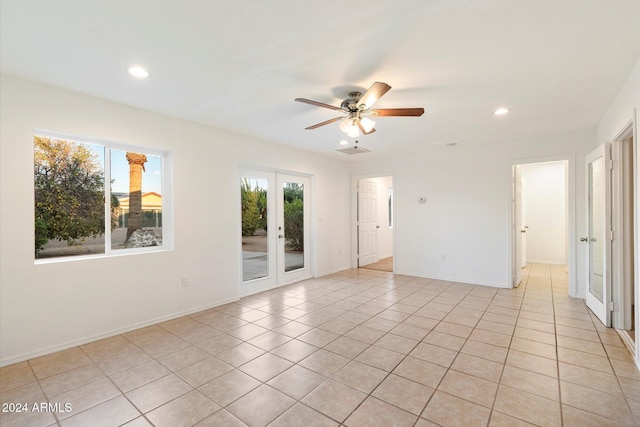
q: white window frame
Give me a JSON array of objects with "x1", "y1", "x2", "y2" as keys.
[{"x1": 34, "y1": 130, "x2": 173, "y2": 264}]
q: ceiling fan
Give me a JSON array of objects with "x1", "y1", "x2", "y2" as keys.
[{"x1": 295, "y1": 82, "x2": 424, "y2": 137}]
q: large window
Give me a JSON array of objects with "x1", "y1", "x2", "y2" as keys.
[{"x1": 34, "y1": 133, "x2": 171, "y2": 260}]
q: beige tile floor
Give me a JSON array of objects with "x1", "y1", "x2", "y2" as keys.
[{"x1": 1, "y1": 263, "x2": 639, "y2": 426}]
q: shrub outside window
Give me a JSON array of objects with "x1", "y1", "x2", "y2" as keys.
[{"x1": 34, "y1": 133, "x2": 171, "y2": 260}]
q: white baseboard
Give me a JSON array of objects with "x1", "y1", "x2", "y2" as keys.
[
  {"x1": 315, "y1": 264, "x2": 352, "y2": 278},
  {"x1": 394, "y1": 269, "x2": 508, "y2": 288},
  {"x1": 617, "y1": 329, "x2": 637, "y2": 367},
  {"x1": 0, "y1": 296, "x2": 239, "y2": 367}
]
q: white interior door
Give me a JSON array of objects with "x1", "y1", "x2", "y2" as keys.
[
  {"x1": 358, "y1": 179, "x2": 379, "y2": 267},
  {"x1": 513, "y1": 165, "x2": 524, "y2": 286},
  {"x1": 585, "y1": 144, "x2": 611, "y2": 326},
  {"x1": 240, "y1": 169, "x2": 311, "y2": 295}
]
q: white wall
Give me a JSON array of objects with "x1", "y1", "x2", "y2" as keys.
[
  {"x1": 350, "y1": 130, "x2": 594, "y2": 291},
  {"x1": 596, "y1": 58, "x2": 639, "y2": 147},
  {"x1": 520, "y1": 162, "x2": 567, "y2": 264},
  {"x1": 0, "y1": 75, "x2": 352, "y2": 366}
]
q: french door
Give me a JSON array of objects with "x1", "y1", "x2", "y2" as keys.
[
  {"x1": 584, "y1": 144, "x2": 611, "y2": 326},
  {"x1": 239, "y1": 168, "x2": 311, "y2": 296}
]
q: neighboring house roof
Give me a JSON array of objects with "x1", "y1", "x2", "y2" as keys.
[{"x1": 117, "y1": 192, "x2": 162, "y2": 210}]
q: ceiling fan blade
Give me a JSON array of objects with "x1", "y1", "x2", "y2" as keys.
[
  {"x1": 369, "y1": 108, "x2": 425, "y2": 117},
  {"x1": 295, "y1": 98, "x2": 342, "y2": 111},
  {"x1": 305, "y1": 116, "x2": 344, "y2": 130},
  {"x1": 357, "y1": 82, "x2": 392, "y2": 110},
  {"x1": 356, "y1": 119, "x2": 376, "y2": 135}
]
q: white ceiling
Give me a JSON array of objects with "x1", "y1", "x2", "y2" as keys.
[{"x1": 1, "y1": 0, "x2": 639, "y2": 160}]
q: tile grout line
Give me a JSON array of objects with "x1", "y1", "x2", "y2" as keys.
[
  {"x1": 26, "y1": 358, "x2": 62, "y2": 426},
  {"x1": 549, "y1": 264, "x2": 565, "y2": 427},
  {"x1": 77, "y1": 338, "x2": 158, "y2": 426},
  {"x1": 586, "y1": 294, "x2": 639, "y2": 425},
  {"x1": 337, "y1": 278, "x2": 464, "y2": 426},
  {"x1": 486, "y1": 262, "x2": 529, "y2": 426},
  {"x1": 275, "y1": 275, "x2": 457, "y2": 425}
]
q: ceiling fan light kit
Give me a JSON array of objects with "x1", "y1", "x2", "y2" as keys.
[{"x1": 295, "y1": 81, "x2": 424, "y2": 136}]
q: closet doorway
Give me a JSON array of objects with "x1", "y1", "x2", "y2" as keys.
[
  {"x1": 512, "y1": 159, "x2": 571, "y2": 290},
  {"x1": 354, "y1": 175, "x2": 394, "y2": 272}
]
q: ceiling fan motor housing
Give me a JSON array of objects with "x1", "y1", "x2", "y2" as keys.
[{"x1": 341, "y1": 91, "x2": 362, "y2": 112}]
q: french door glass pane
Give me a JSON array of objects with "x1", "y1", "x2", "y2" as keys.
[
  {"x1": 241, "y1": 178, "x2": 268, "y2": 282},
  {"x1": 589, "y1": 157, "x2": 604, "y2": 302},
  {"x1": 283, "y1": 182, "x2": 304, "y2": 272}
]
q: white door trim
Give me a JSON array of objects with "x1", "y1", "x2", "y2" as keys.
[{"x1": 608, "y1": 119, "x2": 636, "y2": 345}]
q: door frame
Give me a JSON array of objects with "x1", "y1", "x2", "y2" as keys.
[
  {"x1": 508, "y1": 155, "x2": 576, "y2": 296},
  {"x1": 608, "y1": 117, "x2": 637, "y2": 360},
  {"x1": 238, "y1": 165, "x2": 314, "y2": 297},
  {"x1": 351, "y1": 173, "x2": 395, "y2": 270},
  {"x1": 611, "y1": 135, "x2": 634, "y2": 329}
]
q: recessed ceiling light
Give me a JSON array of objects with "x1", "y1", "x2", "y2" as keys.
[
  {"x1": 339, "y1": 140, "x2": 349, "y2": 146},
  {"x1": 127, "y1": 66, "x2": 150, "y2": 79},
  {"x1": 494, "y1": 108, "x2": 509, "y2": 115}
]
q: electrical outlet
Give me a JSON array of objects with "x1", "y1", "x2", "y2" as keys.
[
  {"x1": 182, "y1": 276, "x2": 190, "y2": 287},
  {"x1": 441, "y1": 254, "x2": 447, "y2": 261},
  {"x1": 419, "y1": 197, "x2": 427, "y2": 204}
]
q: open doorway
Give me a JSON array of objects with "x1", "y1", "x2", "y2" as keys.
[
  {"x1": 355, "y1": 176, "x2": 394, "y2": 272},
  {"x1": 512, "y1": 161, "x2": 569, "y2": 288}
]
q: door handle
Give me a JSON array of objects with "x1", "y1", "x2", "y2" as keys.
[
  {"x1": 520, "y1": 230, "x2": 526, "y2": 233},
  {"x1": 376, "y1": 225, "x2": 381, "y2": 229},
  {"x1": 278, "y1": 234, "x2": 284, "y2": 239},
  {"x1": 580, "y1": 237, "x2": 588, "y2": 242}
]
